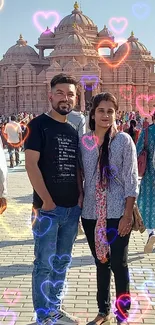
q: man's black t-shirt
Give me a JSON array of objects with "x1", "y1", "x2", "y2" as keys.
[{"x1": 25, "y1": 113, "x2": 79, "y2": 208}]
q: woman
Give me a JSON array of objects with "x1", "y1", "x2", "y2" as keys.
[
  {"x1": 136, "y1": 113, "x2": 155, "y2": 253},
  {"x1": 124, "y1": 119, "x2": 140, "y2": 144},
  {"x1": 79, "y1": 93, "x2": 139, "y2": 325}
]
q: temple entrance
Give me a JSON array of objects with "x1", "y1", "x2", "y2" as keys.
[{"x1": 85, "y1": 86, "x2": 92, "y2": 111}]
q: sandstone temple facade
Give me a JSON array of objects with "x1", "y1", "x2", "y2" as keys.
[{"x1": 0, "y1": 1, "x2": 155, "y2": 115}]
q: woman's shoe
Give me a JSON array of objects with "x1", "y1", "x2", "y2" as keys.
[
  {"x1": 144, "y1": 232, "x2": 155, "y2": 253},
  {"x1": 86, "y1": 313, "x2": 111, "y2": 325}
]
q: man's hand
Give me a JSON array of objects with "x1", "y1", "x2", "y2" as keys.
[
  {"x1": 0, "y1": 198, "x2": 7, "y2": 214},
  {"x1": 41, "y1": 198, "x2": 56, "y2": 211},
  {"x1": 78, "y1": 193, "x2": 84, "y2": 209},
  {"x1": 118, "y1": 211, "x2": 133, "y2": 237}
]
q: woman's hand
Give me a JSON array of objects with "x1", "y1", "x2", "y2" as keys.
[{"x1": 118, "y1": 212, "x2": 133, "y2": 237}]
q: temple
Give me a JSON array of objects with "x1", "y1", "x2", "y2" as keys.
[{"x1": 0, "y1": 1, "x2": 155, "y2": 115}]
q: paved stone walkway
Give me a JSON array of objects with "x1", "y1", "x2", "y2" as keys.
[{"x1": 0, "y1": 151, "x2": 155, "y2": 324}]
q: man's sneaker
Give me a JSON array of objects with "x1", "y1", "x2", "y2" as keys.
[
  {"x1": 115, "y1": 311, "x2": 128, "y2": 324},
  {"x1": 38, "y1": 317, "x2": 54, "y2": 325},
  {"x1": 144, "y1": 232, "x2": 155, "y2": 253},
  {"x1": 49, "y1": 310, "x2": 79, "y2": 325},
  {"x1": 86, "y1": 313, "x2": 111, "y2": 325},
  {"x1": 117, "y1": 320, "x2": 128, "y2": 324}
]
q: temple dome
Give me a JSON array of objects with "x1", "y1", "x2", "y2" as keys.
[
  {"x1": 2, "y1": 34, "x2": 39, "y2": 64},
  {"x1": 58, "y1": 31, "x2": 92, "y2": 47},
  {"x1": 40, "y1": 27, "x2": 54, "y2": 39},
  {"x1": 57, "y1": 1, "x2": 95, "y2": 28},
  {"x1": 98, "y1": 25, "x2": 114, "y2": 38},
  {"x1": 114, "y1": 31, "x2": 151, "y2": 58}
]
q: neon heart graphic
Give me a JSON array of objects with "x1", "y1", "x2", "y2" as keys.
[
  {"x1": 32, "y1": 216, "x2": 52, "y2": 237},
  {"x1": 116, "y1": 293, "x2": 150, "y2": 322},
  {"x1": 82, "y1": 135, "x2": 99, "y2": 151},
  {"x1": 132, "y1": 2, "x2": 151, "y2": 20},
  {"x1": 33, "y1": 11, "x2": 60, "y2": 33},
  {"x1": 41, "y1": 280, "x2": 64, "y2": 304},
  {"x1": 109, "y1": 17, "x2": 128, "y2": 35},
  {"x1": 3, "y1": 289, "x2": 21, "y2": 306},
  {"x1": 98, "y1": 39, "x2": 130, "y2": 68},
  {"x1": 1, "y1": 124, "x2": 29, "y2": 148},
  {"x1": 103, "y1": 165, "x2": 118, "y2": 179},
  {"x1": 0, "y1": 0, "x2": 4, "y2": 10},
  {"x1": 80, "y1": 76, "x2": 99, "y2": 91},
  {"x1": 136, "y1": 94, "x2": 155, "y2": 117},
  {"x1": 98, "y1": 227, "x2": 118, "y2": 245},
  {"x1": 119, "y1": 85, "x2": 136, "y2": 101},
  {"x1": 0, "y1": 308, "x2": 17, "y2": 325},
  {"x1": 49, "y1": 254, "x2": 72, "y2": 274},
  {"x1": 0, "y1": 203, "x2": 33, "y2": 237}
]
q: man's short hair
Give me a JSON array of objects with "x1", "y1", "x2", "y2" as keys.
[
  {"x1": 11, "y1": 115, "x2": 16, "y2": 121},
  {"x1": 50, "y1": 73, "x2": 78, "y2": 89}
]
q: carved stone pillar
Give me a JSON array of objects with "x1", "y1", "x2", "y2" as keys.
[
  {"x1": 80, "y1": 86, "x2": 85, "y2": 112},
  {"x1": 39, "y1": 47, "x2": 44, "y2": 60}
]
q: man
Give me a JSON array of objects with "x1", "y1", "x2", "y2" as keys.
[
  {"x1": 0, "y1": 137, "x2": 7, "y2": 215},
  {"x1": 25, "y1": 74, "x2": 83, "y2": 325},
  {"x1": 4, "y1": 115, "x2": 22, "y2": 168},
  {"x1": 67, "y1": 104, "x2": 86, "y2": 137}
]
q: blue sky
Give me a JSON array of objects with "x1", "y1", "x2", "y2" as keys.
[{"x1": 0, "y1": 0, "x2": 154, "y2": 58}]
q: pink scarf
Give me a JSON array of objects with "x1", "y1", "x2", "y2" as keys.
[{"x1": 95, "y1": 163, "x2": 109, "y2": 263}]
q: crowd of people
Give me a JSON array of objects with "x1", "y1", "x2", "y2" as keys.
[{"x1": 0, "y1": 74, "x2": 155, "y2": 325}]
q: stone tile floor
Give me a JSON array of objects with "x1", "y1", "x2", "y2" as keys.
[{"x1": 0, "y1": 151, "x2": 155, "y2": 324}]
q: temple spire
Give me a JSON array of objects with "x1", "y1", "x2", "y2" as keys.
[{"x1": 74, "y1": 1, "x2": 79, "y2": 10}]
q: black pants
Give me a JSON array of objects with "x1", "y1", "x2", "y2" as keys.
[{"x1": 82, "y1": 217, "x2": 131, "y2": 317}]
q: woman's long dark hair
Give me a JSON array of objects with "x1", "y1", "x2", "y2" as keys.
[
  {"x1": 89, "y1": 92, "x2": 118, "y2": 184},
  {"x1": 128, "y1": 119, "x2": 136, "y2": 138}
]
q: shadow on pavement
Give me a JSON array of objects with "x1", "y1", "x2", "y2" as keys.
[
  {"x1": 13, "y1": 193, "x2": 33, "y2": 203},
  {"x1": 0, "y1": 239, "x2": 34, "y2": 248}
]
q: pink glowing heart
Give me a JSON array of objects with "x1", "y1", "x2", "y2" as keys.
[
  {"x1": 0, "y1": 0, "x2": 4, "y2": 11},
  {"x1": 0, "y1": 308, "x2": 17, "y2": 324},
  {"x1": 136, "y1": 94, "x2": 155, "y2": 117},
  {"x1": 3, "y1": 289, "x2": 21, "y2": 306},
  {"x1": 116, "y1": 293, "x2": 150, "y2": 322},
  {"x1": 33, "y1": 11, "x2": 60, "y2": 33},
  {"x1": 82, "y1": 135, "x2": 99, "y2": 151},
  {"x1": 109, "y1": 17, "x2": 128, "y2": 35}
]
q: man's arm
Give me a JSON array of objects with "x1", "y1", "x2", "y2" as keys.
[{"x1": 25, "y1": 149, "x2": 56, "y2": 211}]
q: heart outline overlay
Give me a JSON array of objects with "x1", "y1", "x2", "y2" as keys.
[
  {"x1": 48, "y1": 254, "x2": 72, "y2": 274},
  {"x1": 136, "y1": 94, "x2": 155, "y2": 117},
  {"x1": 108, "y1": 17, "x2": 128, "y2": 35},
  {"x1": 80, "y1": 75, "x2": 99, "y2": 91},
  {"x1": 0, "y1": 202, "x2": 33, "y2": 237},
  {"x1": 1, "y1": 124, "x2": 30, "y2": 148},
  {"x1": 32, "y1": 216, "x2": 53, "y2": 237},
  {"x1": 98, "y1": 227, "x2": 118, "y2": 245},
  {"x1": 3, "y1": 289, "x2": 21, "y2": 306},
  {"x1": 116, "y1": 293, "x2": 151, "y2": 322},
  {"x1": 41, "y1": 280, "x2": 64, "y2": 304},
  {"x1": 82, "y1": 135, "x2": 99, "y2": 151},
  {"x1": 103, "y1": 165, "x2": 118, "y2": 180},
  {"x1": 36, "y1": 308, "x2": 59, "y2": 324},
  {"x1": 0, "y1": 307, "x2": 17, "y2": 324},
  {"x1": 119, "y1": 85, "x2": 136, "y2": 101},
  {"x1": 132, "y1": 2, "x2": 151, "y2": 20},
  {"x1": 33, "y1": 11, "x2": 60, "y2": 33},
  {"x1": 0, "y1": 0, "x2": 4, "y2": 10},
  {"x1": 98, "y1": 39, "x2": 130, "y2": 68}
]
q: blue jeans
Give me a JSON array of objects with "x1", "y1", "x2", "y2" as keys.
[{"x1": 32, "y1": 205, "x2": 81, "y2": 322}]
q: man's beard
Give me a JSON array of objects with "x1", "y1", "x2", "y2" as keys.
[{"x1": 52, "y1": 101, "x2": 73, "y2": 116}]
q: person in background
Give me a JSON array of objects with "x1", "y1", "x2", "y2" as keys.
[
  {"x1": 4, "y1": 115, "x2": 22, "y2": 168},
  {"x1": 0, "y1": 137, "x2": 7, "y2": 215},
  {"x1": 143, "y1": 117, "x2": 149, "y2": 129},
  {"x1": 124, "y1": 120, "x2": 140, "y2": 144},
  {"x1": 136, "y1": 113, "x2": 155, "y2": 253},
  {"x1": 67, "y1": 104, "x2": 86, "y2": 137}
]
